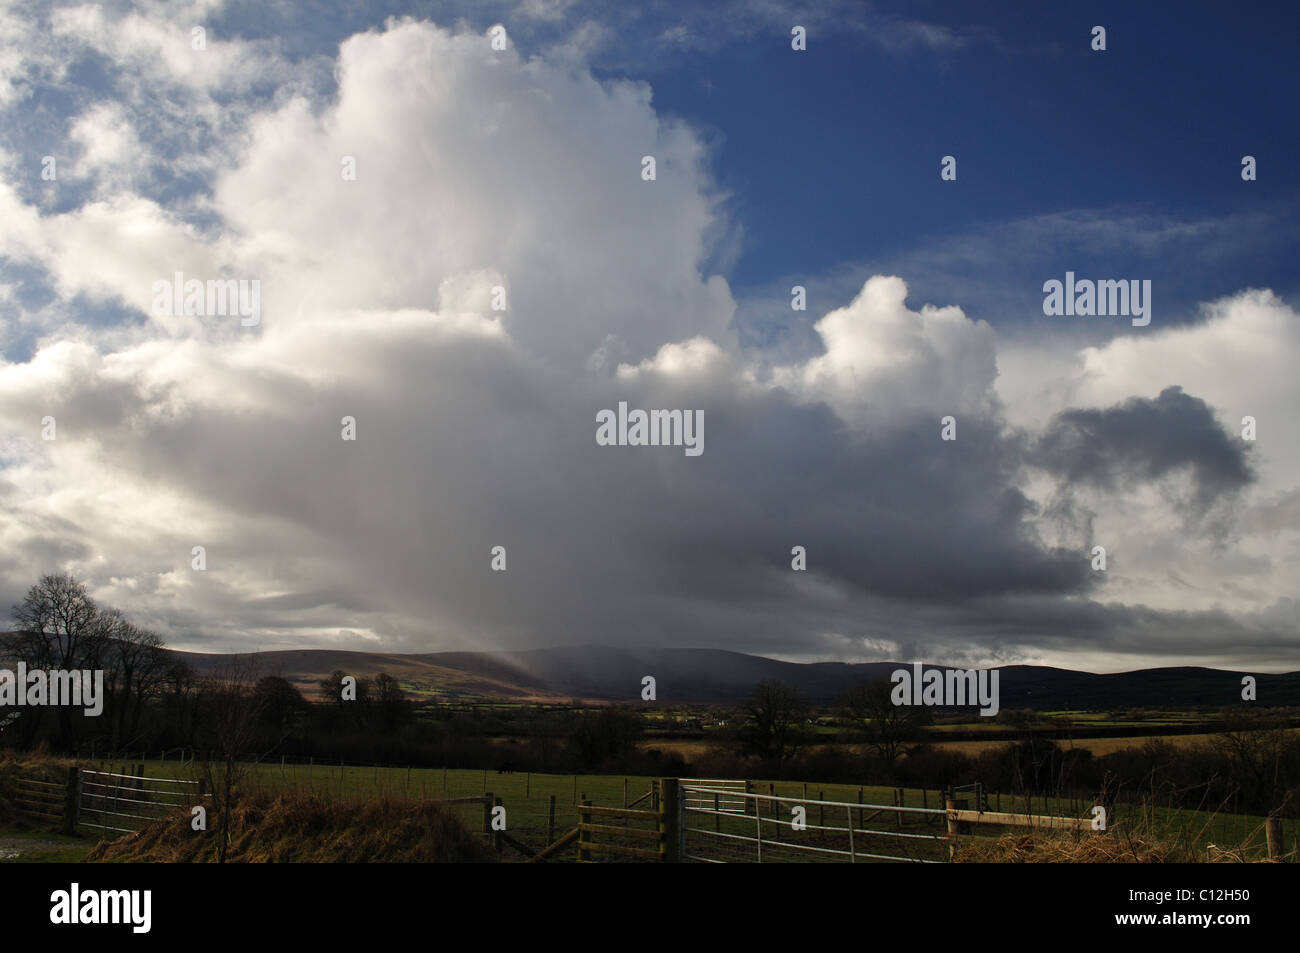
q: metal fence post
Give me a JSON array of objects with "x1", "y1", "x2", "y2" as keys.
[
  {"x1": 946, "y1": 797, "x2": 959, "y2": 861},
  {"x1": 846, "y1": 805, "x2": 856, "y2": 863}
]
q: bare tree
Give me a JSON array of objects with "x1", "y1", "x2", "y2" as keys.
[
  {"x1": 98, "y1": 609, "x2": 170, "y2": 753},
  {"x1": 192, "y1": 656, "x2": 267, "y2": 863},
  {"x1": 840, "y1": 678, "x2": 931, "y2": 768},
  {"x1": 9, "y1": 573, "x2": 108, "y2": 750},
  {"x1": 10, "y1": 572, "x2": 105, "y2": 670},
  {"x1": 735, "y1": 680, "x2": 813, "y2": 769},
  {"x1": 1210, "y1": 713, "x2": 1299, "y2": 817}
]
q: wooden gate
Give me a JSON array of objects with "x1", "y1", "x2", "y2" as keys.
[{"x1": 577, "y1": 778, "x2": 680, "y2": 862}]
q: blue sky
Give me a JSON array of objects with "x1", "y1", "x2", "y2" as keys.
[{"x1": 625, "y1": 2, "x2": 1300, "y2": 334}]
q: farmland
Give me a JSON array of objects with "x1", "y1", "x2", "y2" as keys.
[{"x1": 4, "y1": 758, "x2": 1284, "y2": 863}]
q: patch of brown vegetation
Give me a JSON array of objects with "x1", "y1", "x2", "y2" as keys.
[
  {"x1": 953, "y1": 830, "x2": 1204, "y2": 863},
  {"x1": 86, "y1": 790, "x2": 498, "y2": 863}
]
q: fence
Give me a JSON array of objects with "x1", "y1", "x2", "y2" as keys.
[
  {"x1": 574, "y1": 778, "x2": 679, "y2": 862},
  {"x1": 678, "y1": 781, "x2": 1111, "y2": 863},
  {"x1": 5, "y1": 765, "x2": 1120, "y2": 861},
  {"x1": 78, "y1": 767, "x2": 205, "y2": 834},
  {"x1": 6, "y1": 765, "x2": 204, "y2": 835},
  {"x1": 684, "y1": 778, "x2": 746, "y2": 814},
  {"x1": 8, "y1": 767, "x2": 73, "y2": 832},
  {"x1": 681, "y1": 782, "x2": 950, "y2": 863},
  {"x1": 951, "y1": 782, "x2": 987, "y2": 812}
]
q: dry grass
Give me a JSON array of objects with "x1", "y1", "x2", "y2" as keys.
[
  {"x1": 953, "y1": 830, "x2": 1195, "y2": 862},
  {"x1": 86, "y1": 789, "x2": 499, "y2": 863},
  {"x1": 952, "y1": 825, "x2": 1290, "y2": 863}
]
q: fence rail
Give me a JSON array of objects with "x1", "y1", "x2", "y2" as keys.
[
  {"x1": 683, "y1": 778, "x2": 746, "y2": 814},
  {"x1": 576, "y1": 779, "x2": 679, "y2": 862},
  {"x1": 678, "y1": 782, "x2": 1106, "y2": 863},
  {"x1": 77, "y1": 767, "x2": 205, "y2": 834}
]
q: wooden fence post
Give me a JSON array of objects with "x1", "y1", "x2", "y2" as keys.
[
  {"x1": 945, "y1": 797, "x2": 959, "y2": 861},
  {"x1": 1266, "y1": 817, "x2": 1282, "y2": 861},
  {"x1": 578, "y1": 799, "x2": 591, "y2": 862},
  {"x1": 63, "y1": 766, "x2": 80, "y2": 835},
  {"x1": 660, "y1": 778, "x2": 681, "y2": 863},
  {"x1": 546, "y1": 795, "x2": 556, "y2": 845}
]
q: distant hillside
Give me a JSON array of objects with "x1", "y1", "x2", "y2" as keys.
[
  {"x1": 4, "y1": 633, "x2": 1295, "y2": 707},
  {"x1": 166, "y1": 647, "x2": 571, "y2": 704},
  {"x1": 158, "y1": 643, "x2": 1300, "y2": 709}
]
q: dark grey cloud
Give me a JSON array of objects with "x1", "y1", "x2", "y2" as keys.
[{"x1": 1030, "y1": 385, "x2": 1255, "y2": 515}]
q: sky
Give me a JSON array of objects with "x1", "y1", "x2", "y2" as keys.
[{"x1": 0, "y1": 0, "x2": 1297, "y2": 673}]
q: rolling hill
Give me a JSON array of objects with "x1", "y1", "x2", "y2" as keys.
[{"x1": 163, "y1": 644, "x2": 1300, "y2": 709}]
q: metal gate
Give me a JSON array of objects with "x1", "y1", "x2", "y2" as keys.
[
  {"x1": 680, "y1": 783, "x2": 949, "y2": 863},
  {"x1": 78, "y1": 768, "x2": 203, "y2": 834}
]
